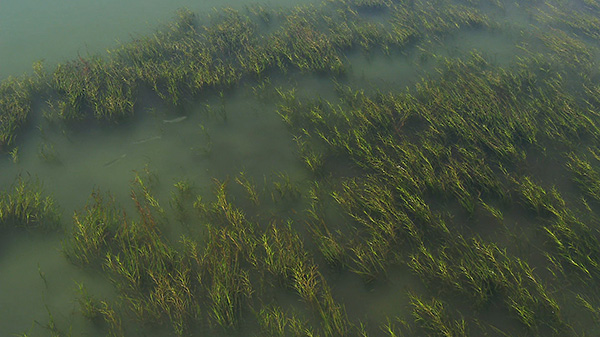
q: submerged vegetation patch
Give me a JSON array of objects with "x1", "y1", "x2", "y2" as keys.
[
  {"x1": 0, "y1": 0, "x2": 490, "y2": 150},
  {"x1": 0, "y1": 176, "x2": 60, "y2": 232},
  {"x1": 5, "y1": 0, "x2": 600, "y2": 336}
]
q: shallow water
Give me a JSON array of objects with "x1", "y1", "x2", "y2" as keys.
[
  {"x1": 1, "y1": 0, "x2": 574, "y2": 335},
  {"x1": 0, "y1": 0, "x2": 320, "y2": 79},
  {"x1": 0, "y1": 81, "x2": 314, "y2": 335},
  {"x1": 0, "y1": 231, "x2": 118, "y2": 336}
]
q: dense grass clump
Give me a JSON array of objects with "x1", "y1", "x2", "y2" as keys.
[
  {"x1": 0, "y1": 176, "x2": 60, "y2": 231},
  {"x1": 276, "y1": 43, "x2": 600, "y2": 333},
  {"x1": 0, "y1": 76, "x2": 37, "y2": 152},
  {"x1": 63, "y1": 174, "x2": 354, "y2": 336}
]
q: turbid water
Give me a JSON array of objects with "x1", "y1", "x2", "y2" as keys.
[
  {"x1": 0, "y1": 80, "x2": 311, "y2": 335},
  {"x1": 0, "y1": 0, "x2": 320, "y2": 79},
  {"x1": 3, "y1": 0, "x2": 600, "y2": 336},
  {"x1": 0, "y1": 5, "x2": 521, "y2": 335}
]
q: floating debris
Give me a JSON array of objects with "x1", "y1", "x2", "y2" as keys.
[
  {"x1": 103, "y1": 153, "x2": 127, "y2": 167},
  {"x1": 162, "y1": 116, "x2": 188, "y2": 124},
  {"x1": 131, "y1": 135, "x2": 162, "y2": 144}
]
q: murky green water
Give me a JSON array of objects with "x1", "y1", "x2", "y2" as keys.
[
  {"x1": 2, "y1": 6, "x2": 518, "y2": 336},
  {"x1": 4, "y1": 0, "x2": 598, "y2": 336},
  {"x1": 0, "y1": 0, "x2": 320, "y2": 79},
  {"x1": 0, "y1": 80, "x2": 311, "y2": 335}
]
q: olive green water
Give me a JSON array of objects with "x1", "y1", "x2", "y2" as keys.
[
  {"x1": 1, "y1": 3, "x2": 316, "y2": 333},
  {"x1": 0, "y1": 0, "x2": 321, "y2": 80},
  {"x1": 0, "y1": 85, "x2": 307, "y2": 335},
  {"x1": 3, "y1": 0, "x2": 600, "y2": 336},
  {"x1": 0, "y1": 36, "x2": 514, "y2": 337}
]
